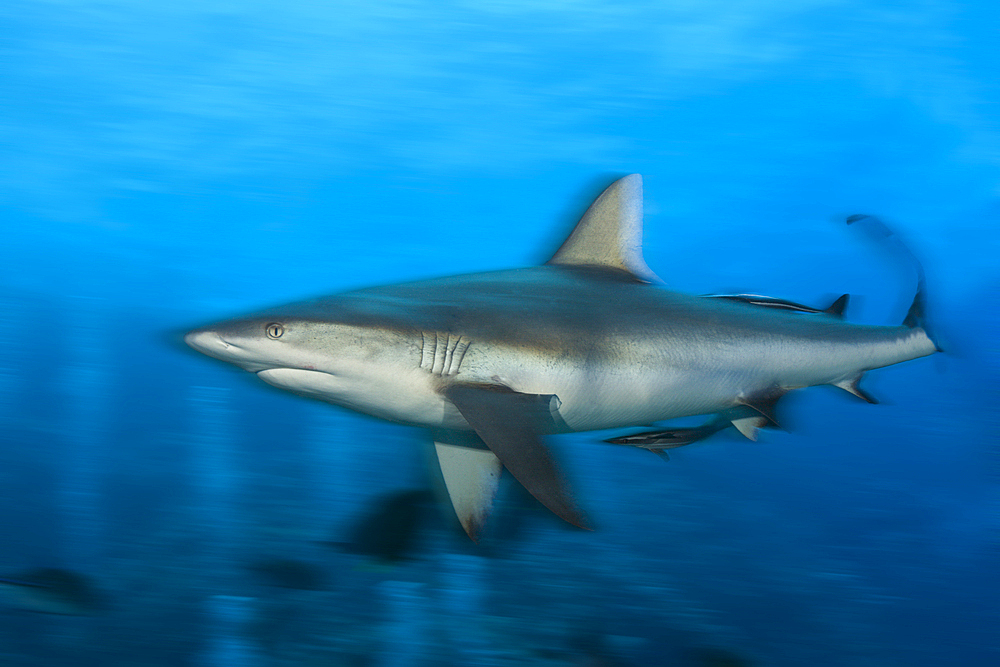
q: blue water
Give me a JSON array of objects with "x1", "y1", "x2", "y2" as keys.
[{"x1": 1, "y1": 2, "x2": 997, "y2": 665}]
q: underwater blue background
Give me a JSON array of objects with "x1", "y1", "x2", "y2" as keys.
[{"x1": 0, "y1": 1, "x2": 997, "y2": 665}]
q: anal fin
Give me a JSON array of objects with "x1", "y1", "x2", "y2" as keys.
[
  {"x1": 736, "y1": 389, "x2": 786, "y2": 427},
  {"x1": 832, "y1": 374, "x2": 878, "y2": 404}
]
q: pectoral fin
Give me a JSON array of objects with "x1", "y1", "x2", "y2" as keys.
[
  {"x1": 443, "y1": 383, "x2": 590, "y2": 531},
  {"x1": 431, "y1": 437, "x2": 503, "y2": 542}
]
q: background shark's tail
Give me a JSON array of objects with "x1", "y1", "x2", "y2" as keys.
[{"x1": 846, "y1": 214, "x2": 941, "y2": 350}]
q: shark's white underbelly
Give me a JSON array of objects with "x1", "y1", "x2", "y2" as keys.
[
  {"x1": 496, "y1": 364, "x2": 748, "y2": 432},
  {"x1": 457, "y1": 329, "x2": 935, "y2": 433},
  {"x1": 449, "y1": 339, "x2": 751, "y2": 432},
  {"x1": 257, "y1": 366, "x2": 455, "y2": 427},
  {"x1": 255, "y1": 325, "x2": 935, "y2": 434}
]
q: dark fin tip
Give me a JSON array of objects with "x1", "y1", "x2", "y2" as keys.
[
  {"x1": 854, "y1": 383, "x2": 879, "y2": 405},
  {"x1": 903, "y1": 279, "x2": 943, "y2": 351},
  {"x1": 466, "y1": 517, "x2": 484, "y2": 544},
  {"x1": 846, "y1": 213, "x2": 939, "y2": 349}
]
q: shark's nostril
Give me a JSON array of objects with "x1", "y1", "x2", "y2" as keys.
[{"x1": 184, "y1": 330, "x2": 226, "y2": 353}]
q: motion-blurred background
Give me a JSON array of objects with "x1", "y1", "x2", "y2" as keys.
[{"x1": 0, "y1": 2, "x2": 996, "y2": 666}]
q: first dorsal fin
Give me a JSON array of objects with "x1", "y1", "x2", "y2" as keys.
[{"x1": 547, "y1": 174, "x2": 660, "y2": 284}]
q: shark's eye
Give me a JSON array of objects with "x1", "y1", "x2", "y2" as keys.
[{"x1": 265, "y1": 323, "x2": 285, "y2": 339}]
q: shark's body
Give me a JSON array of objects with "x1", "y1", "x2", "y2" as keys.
[{"x1": 186, "y1": 175, "x2": 938, "y2": 539}]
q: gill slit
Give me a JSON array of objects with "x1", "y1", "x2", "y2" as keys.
[{"x1": 420, "y1": 332, "x2": 470, "y2": 376}]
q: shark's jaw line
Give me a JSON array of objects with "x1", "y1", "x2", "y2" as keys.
[
  {"x1": 256, "y1": 366, "x2": 456, "y2": 428},
  {"x1": 257, "y1": 367, "x2": 339, "y2": 396},
  {"x1": 185, "y1": 173, "x2": 939, "y2": 541}
]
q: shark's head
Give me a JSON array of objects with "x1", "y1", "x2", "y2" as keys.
[
  {"x1": 185, "y1": 312, "x2": 444, "y2": 424},
  {"x1": 185, "y1": 316, "x2": 315, "y2": 374}
]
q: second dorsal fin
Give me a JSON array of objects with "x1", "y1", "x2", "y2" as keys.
[{"x1": 547, "y1": 174, "x2": 660, "y2": 283}]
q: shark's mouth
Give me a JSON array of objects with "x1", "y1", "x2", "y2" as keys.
[{"x1": 257, "y1": 368, "x2": 340, "y2": 398}]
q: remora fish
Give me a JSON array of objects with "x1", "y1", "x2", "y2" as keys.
[{"x1": 185, "y1": 175, "x2": 938, "y2": 540}]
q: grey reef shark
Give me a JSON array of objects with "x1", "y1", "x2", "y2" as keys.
[{"x1": 186, "y1": 175, "x2": 939, "y2": 541}]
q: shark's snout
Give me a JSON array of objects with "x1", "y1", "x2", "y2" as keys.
[
  {"x1": 184, "y1": 329, "x2": 229, "y2": 356},
  {"x1": 184, "y1": 327, "x2": 276, "y2": 372}
]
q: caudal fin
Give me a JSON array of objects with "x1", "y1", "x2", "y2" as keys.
[{"x1": 846, "y1": 214, "x2": 940, "y2": 350}]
